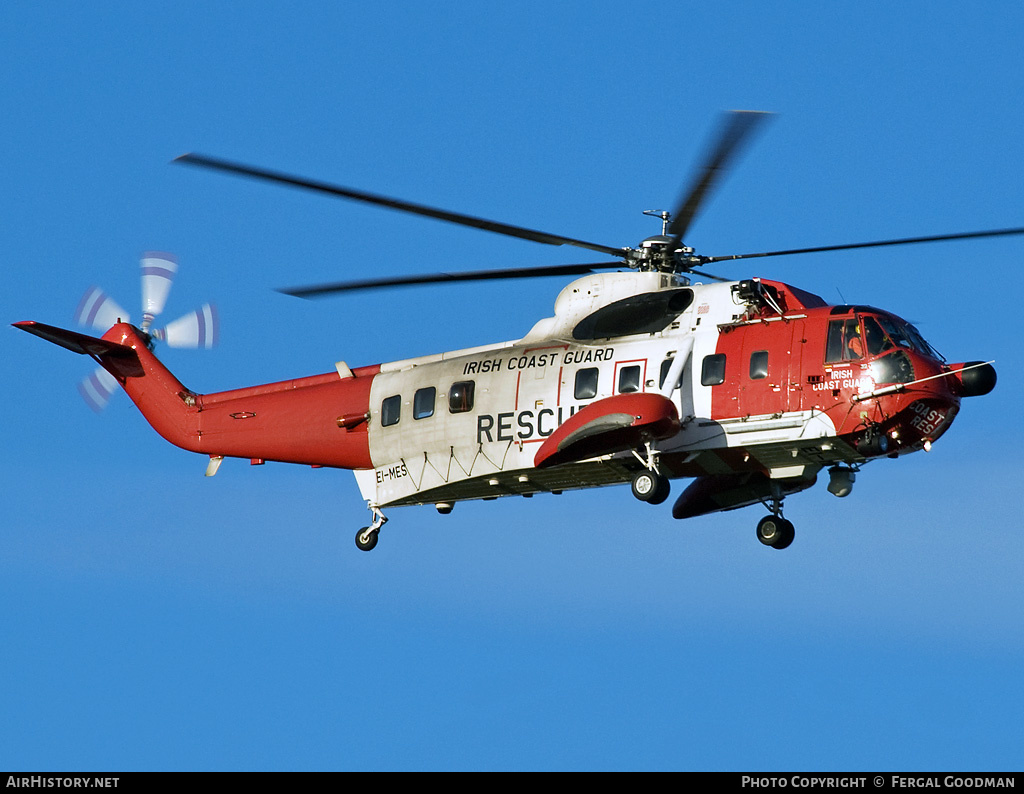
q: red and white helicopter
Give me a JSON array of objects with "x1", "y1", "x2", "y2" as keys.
[{"x1": 16, "y1": 112, "x2": 1007, "y2": 551}]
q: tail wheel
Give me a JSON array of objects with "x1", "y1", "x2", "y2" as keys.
[{"x1": 355, "y1": 527, "x2": 379, "y2": 552}]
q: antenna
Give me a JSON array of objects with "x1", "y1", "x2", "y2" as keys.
[{"x1": 643, "y1": 209, "x2": 672, "y2": 236}]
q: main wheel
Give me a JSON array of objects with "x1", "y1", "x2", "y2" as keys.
[
  {"x1": 355, "y1": 526, "x2": 379, "y2": 552},
  {"x1": 648, "y1": 474, "x2": 671, "y2": 505},
  {"x1": 773, "y1": 519, "x2": 795, "y2": 549},
  {"x1": 631, "y1": 471, "x2": 657, "y2": 501},
  {"x1": 632, "y1": 471, "x2": 662, "y2": 502},
  {"x1": 756, "y1": 516, "x2": 795, "y2": 549}
]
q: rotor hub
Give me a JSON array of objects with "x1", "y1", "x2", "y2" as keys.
[{"x1": 628, "y1": 234, "x2": 700, "y2": 274}]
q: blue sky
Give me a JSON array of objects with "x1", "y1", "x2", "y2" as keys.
[{"x1": 3, "y1": 2, "x2": 1023, "y2": 771}]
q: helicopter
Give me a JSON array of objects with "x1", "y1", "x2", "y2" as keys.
[{"x1": 15, "y1": 111, "x2": 1009, "y2": 552}]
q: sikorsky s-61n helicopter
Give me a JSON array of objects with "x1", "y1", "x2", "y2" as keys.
[{"x1": 16, "y1": 112, "x2": 1008, "y2": 551}]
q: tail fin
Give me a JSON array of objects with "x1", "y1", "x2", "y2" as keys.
[{"x1": 13, "y1": 320, "x2": 200, "y2": 450}]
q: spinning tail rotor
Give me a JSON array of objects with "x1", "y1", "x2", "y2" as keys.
[
  {"x1": 72, "y1": 253, "x2": 217, "y2": 411},
  {"x1": 140, "y1": 252, "x2": 177, "y2": 331}
]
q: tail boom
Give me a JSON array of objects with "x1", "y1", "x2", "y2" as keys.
[{"x1": 15, "y1": 321, "x2": 376, "y2": 469}]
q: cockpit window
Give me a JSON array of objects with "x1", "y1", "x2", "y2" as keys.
[
  {"x1": 876, "y1": 315, "x2": 915, "y2": 351},
  {"x1": 904, "y1": 323, "x2": 945, "y2": 361},
  {"x1": 865, "y1": 314, "x2": 944, "y2": 361},
  {"x1": 862, "y1": 316, "x2": 893, "y2": 357},
  {"x1": 825, "y1": 319, "x2": 864, "y2": 363}
]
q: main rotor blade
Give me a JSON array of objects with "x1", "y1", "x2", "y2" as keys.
[
  {"x1": 668, "y1": 110, "x2": 771, "y2": 248},
  {"x1": 278, "y1": 261, "x2": 625, "y2": 298},
  {"x1": 700, "y1": 226, "x2": 1024, "y2": 264},
  {"x1": 685, "y1": 267, "x2": 733, "y2": 283},
  {"x1": 174, "y1": 153, "x2": 625, "y2": 258}
]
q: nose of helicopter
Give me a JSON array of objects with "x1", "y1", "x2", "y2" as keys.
[
  {"x1": 874, "y1": 360, "x2": 995, "y2": 455},
  {"x1": 951, "y1": 360, "x2": 997, "y2": 397}
]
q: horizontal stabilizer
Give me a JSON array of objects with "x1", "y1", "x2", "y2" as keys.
[
  {"x1": 13, "y1": 321, "x2": 137, "y2": 358},
  {"x1": 534, "y1": 393, "x2": 679, "y2": 468}
]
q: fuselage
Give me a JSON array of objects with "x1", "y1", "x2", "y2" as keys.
[
  {"x1": 353, "y1": 273, "x2": 970, "y2": 512},
  {"x1": 55, "y1": 270, "x2": 985, "y2": 520}
]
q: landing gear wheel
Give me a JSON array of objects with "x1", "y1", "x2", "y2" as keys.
[
  {"x1": 773, "y1": 519, "x2": 795, "y2": 549},
  {"x1": 648, "y1": 474, "x2": 671, "y2": 505},
  {"x1": 355, "y1": 526, "x2": 379, "y2": 552},
  {"x1": 632, "y1": 471, "x2": 670, "y2": 503},
  {"x1": 631, "y1": 471, "x2": 657, "y2": 501},
  {"x1": 756, "y1": 515, "x2": 795, "y2": 549}
]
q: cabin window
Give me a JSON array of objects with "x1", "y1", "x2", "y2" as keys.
[
  {"x1": 448, "y1": 381, "x2": 475, "y2": 413},
  {"x1": 825, "y1": 318, "x2": 864, "y2": 363},
  {"x1": 618, "y1": 365, "x2": 641, "y2": 394},
  {"x1": 701, "y1": 354, "x2": 726, "y2": 386},
  {"x1": 749, "y1": 350, "x2": 769, "y2": 380},
  {"x1": 413, "y1": 387, "x2": 436, "y2": 420},
  {"x1": 574, "y1": 368, "x2": 599, "y2": 400},
  {"x1": 381, "y1": 395, "x2": 401, "y2": 427},
  {"x1": 659, "y1": 358, "x2": 683, "y2": 389}
]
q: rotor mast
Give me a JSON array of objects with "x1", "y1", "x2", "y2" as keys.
[{"x1": 633, "y1": 210, "x2": 699, "y2": 275}]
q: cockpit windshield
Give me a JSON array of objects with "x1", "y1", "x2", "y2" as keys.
[
  {"x1": 864, "y1": 314, "x2": 944, "y2": 361},
  {"x1": 903, "y1": 322, "x2": 944, "y2": 361},
  {"x1": 862, "y1": 316, "x2": 893, "y2": 357}
]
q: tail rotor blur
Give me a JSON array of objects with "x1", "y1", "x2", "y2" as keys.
[
  {"x1": 77, "y1": 366, "x2": 119, "y2": 413},
  {"x1": 72, "y1": 252, "x2": 217, "y2": 411},
  {"x1": 140, "y1": 252, "x2": 178, "y2": 331},
  {"x1": 151, "y1": 304, "x2": 218, "y2": 349},
  {"x1": 74, "y1": 287, "x2": 130, "y2": 331}
]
